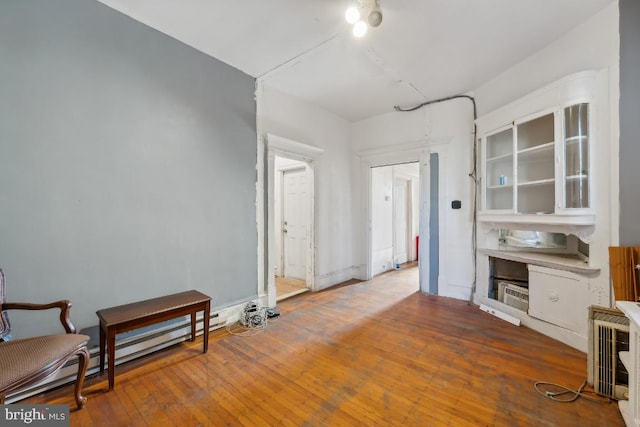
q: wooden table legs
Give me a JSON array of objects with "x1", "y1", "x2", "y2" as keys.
[{"x1": 97, "y1": 292, "x2": 210, "y2": 391}]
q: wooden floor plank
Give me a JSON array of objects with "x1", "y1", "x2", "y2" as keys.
[{"x1": 20, "y1": 265, "x2": 624, "y2": 426}]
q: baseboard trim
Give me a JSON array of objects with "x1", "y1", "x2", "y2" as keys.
[
  {"x1": 479, "y1": 304, "x2": 521, "y2": 326},
  {"x1": 5, "y1": 300, "x2": 248, "y2": 403},
  {"x1": 315, "y1": 267, "x2": 357, "y2": 290}
]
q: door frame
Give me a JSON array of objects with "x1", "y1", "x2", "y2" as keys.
[
  {"x1": 358, "y1": 139, "x2": 450, "y2": 294},
  {"x1": 264, "y1": 133, "x2": 323, "y2": 308}
]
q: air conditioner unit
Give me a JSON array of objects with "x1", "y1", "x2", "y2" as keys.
[
  {"x1": 588, "y1": 306, "x2": 630, "y2": 400},
  {"x1": 501, "y1": 282, "x2": 529, "y2": 311}
]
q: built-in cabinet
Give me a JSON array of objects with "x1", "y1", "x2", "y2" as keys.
[
  {"x1": 481, "y1": 104, "x2": 591, "y2": 218},
  {"x1": 477, "y1": 70, "x2": 603, "y2": 231},
  {"x1": 485, "y1": 253, "x2": 595, "y2": 343},
  {"x1": 474, "y1": 70, "x2": 611, "y2": 352}
]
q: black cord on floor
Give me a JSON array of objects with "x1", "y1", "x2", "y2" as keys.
[{"x1": 534, "y1": 380, "x2": 612, "y2": 404}]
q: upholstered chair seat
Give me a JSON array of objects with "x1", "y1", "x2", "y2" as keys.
[{"x1": 0, "y1": 269, "x2": 89, "y2": 409}]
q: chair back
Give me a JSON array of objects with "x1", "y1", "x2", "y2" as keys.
[{"x1": 0, "y1": 269, "x2": 10, "y2": 340}]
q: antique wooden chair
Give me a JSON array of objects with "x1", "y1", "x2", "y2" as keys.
[{"x1": 0, "y1": 268, "x2": 90, "y2": 409}]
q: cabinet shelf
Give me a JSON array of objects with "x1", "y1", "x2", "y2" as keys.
[
  {"x1": 477, "y1": 212, "x2": 596, "y2": 230},
  {"x1": 518, "y1": 178, "x2": 555, "y2": 188},
  {"x1": 517, "y1": 141, "x2": 554, "y2": 156},
  {"x1": 487, "y1": 152, "x2": 513, "y2": 163},
  {"x1": 487, "y1": 184, "x2": 513, "y2": 191},
  {"x1": 565, "y1": 135, "x2": 587, "y2": 143},
  {"x1": 566, "y1": 174, "x2": 588, "y2": 181},
  {"x1": 517, "y1": 143, "x2": 555, "y2": 164}
]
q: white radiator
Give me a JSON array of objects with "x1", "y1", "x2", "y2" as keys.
[{"x1": 589, "y1": 306, "x2": 630, "y2": 400}]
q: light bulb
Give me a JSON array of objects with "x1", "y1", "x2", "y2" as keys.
[
  {"x1": 368, "y1": 10, "x2": 383, "y2": 27},
  {"x1": 353, "y1": 20, "x2": 368, "y2": 37},
  {"x1": 345, "y1": 6, "x2": 360, "y2": 24}
]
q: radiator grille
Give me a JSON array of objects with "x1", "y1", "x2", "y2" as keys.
[
  {"x1": 589, "y1": 306, "x2": 630, "y2": 399},
  {"x1": 502, "y1": 283, "x2": 529, "y2": 311}
]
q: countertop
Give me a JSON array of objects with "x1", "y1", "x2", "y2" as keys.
[{"x1": 480, "y1": 249, "x2": 600, "y2": 275}]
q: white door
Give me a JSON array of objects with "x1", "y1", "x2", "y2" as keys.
[
  {"x1": 283, "y1": 168, "x2": 308, "y2": 280},
  {"x1": 394, "y1": 178, "x2": 409, "y2": 266}
]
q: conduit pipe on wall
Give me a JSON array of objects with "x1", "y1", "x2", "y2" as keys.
[{"x1": 393, "y1": 95, "x2": 479, "y2": 303}]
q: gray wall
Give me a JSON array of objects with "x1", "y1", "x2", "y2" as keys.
[
  {"x1": 0, "y1": 0, "x2": 257, "y2": 337},
  {"x1": 619, "y1": 0, "x2": 640, "y2": 245}
]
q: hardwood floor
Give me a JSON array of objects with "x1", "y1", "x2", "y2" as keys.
[
  {"x1": 23, "y1": 265, "x2": 624, "y2": 426},
  {"x1": 275, "y1": 276, "x2": 308, "y2": 301}
]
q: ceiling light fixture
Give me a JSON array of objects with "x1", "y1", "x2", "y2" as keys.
[
  {"x1": 345, "y1": 5, "x2": 360, "y2": 24},
  {"x1": 367, "y1": 2, "x2": 383, "y2": 27},
  {"x1": 345, "y1": 0, "x2": 383, "y2": 37},
  {"x1": 353, "y1": 20, "x2": 368, "y2": 37}
]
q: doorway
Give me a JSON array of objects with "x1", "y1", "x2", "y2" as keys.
[
  {"x1": 370, "y1": 163, "x2": 420, "y2": 284},
  {"x1": 263, "y1": 133, "x2": 322, "y2": 308},
  {"x1": 274, "y1": 156, "x2": 311, "y2": 301},
  {"x1": 360, "y1": 143, "x2": 443, "y2": 295}
]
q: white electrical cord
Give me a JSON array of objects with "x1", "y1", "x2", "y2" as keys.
[
  {"x1": 534, "y1": 380, "x2": 611, "y2": 404},
  {"x1": 226, "y1": 320, "x2": 267, "y2": 337}
]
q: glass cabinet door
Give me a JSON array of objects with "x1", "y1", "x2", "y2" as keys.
[
  {"x1": 564, "y1": 103, "x2": 589, "y2": 209},
  {"x1": 516, "y1": 113, "x2": 555, "y2": 214},
  {"x1": 485, "y1": 128, "x2": 513, "y2": 210}
]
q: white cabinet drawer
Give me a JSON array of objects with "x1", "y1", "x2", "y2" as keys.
[{"x1": 528, "y1": 265, "x2": 589, "y2": 334}]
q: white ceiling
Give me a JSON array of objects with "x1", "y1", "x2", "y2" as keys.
[{"x1": 97, "y1": 0, "x2": 615, "y2": 122}]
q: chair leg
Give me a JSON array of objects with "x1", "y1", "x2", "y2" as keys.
[{"x1": 74, "y1": 346, "x2": 90, "y2": 409}]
